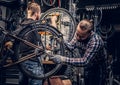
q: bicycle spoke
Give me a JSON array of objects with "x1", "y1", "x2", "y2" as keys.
[{"x1": 14, "y1": 24, "x2": 64, "y2": 79}]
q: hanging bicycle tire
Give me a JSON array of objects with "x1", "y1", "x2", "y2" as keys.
[
  {"x1": 43, "y1": 0, "x2": 56, "y2": 6},
  {"x1": 14, "y1": 23, "x2": 65, "y2": 79},
  {"x1": 40, "y1": 8, "x2": 76, "y2": 42},
  {"x1": 97, "y1": 24, "x2": 115, "y2": 40},
  {"x1": 106, "y1": 70, "x2": 120, "y2": 85}
]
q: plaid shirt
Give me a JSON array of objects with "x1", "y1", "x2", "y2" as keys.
[{"x1": 65, "y1": 31, "x2": 105, "y2": 66}]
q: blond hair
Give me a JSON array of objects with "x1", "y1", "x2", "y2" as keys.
[
  {"x1": 78, "y1": 19, "x2": 93, "y2": 32},
  {"x1": 27, "y1": 2, "x2": 41, "y2": 16}
]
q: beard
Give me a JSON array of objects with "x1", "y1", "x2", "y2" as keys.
[
  {"x1": 36, "y1": 15, "x2": 40, "y2": 20},
  {"x1": 36, "y1": 16, "x2": 39, "y2": 20}
]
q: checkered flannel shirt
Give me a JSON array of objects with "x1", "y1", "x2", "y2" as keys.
[{"x1": 65, "y1": 31, "x2": 104, "y2": 66}]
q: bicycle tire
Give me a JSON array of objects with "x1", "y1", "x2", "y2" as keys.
[
  {"x1": 43, "y1": 0, "x2": 56, "y2": 6},
  {"x1": 40, "y1": 8, "x2": 76, "y2": 42},
  {"x1": 14, "y1": 23, "x2": 65, "y2": 79},
  {"x1": 106, "y1": 70, "x2": 120, "y2": 85},
  {"x1": 97, "y1": 25, "x2": 115, "y2": 39}
]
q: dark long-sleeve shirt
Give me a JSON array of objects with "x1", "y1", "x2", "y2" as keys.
[{"x1": 65, "y1": 31, "x2": 105, "y2": 66}]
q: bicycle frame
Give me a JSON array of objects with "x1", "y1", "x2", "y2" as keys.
[
  {"x1": 0, "y1": 0, "x2": 65, "y2": 80},
  {"x1": 0, "y1": 20, "x2": 45, "y2": 68}
]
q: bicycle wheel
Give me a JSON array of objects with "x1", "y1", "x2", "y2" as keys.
[
  {"x1": 97, "y1": 24, "x2": 115, "y2": 40},
  {"x1": 106, "y1": 70, "x2": 120, "y2": 85},
  {"x1": 43, "y1": 0, "x2": 56, "y2": 6},
  {"x1": 40, "y1": 8, "x2": 76, "y2": 42},
  {"x1": 14, "y1": 23, "x2": 65, "y2": 79}
]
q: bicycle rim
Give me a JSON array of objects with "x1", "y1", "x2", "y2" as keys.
[
  {"x1": 14, "y1": 24, "x2": 65, "y2": 79},
  {"x1": 40, "y1": 8, "x2": 76, "y2": 42}
]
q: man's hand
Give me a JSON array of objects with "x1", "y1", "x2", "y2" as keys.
[
  {"x1": 46, "y1": 44, "x2": 52, "y2": 50},
  {"x1": 5, "y1": 41, "x2": 13, "y2": 49},
  {"x1": 50, "y1": 55, "x2": 66, "y2": 63}
]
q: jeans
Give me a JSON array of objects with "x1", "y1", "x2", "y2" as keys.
[{"x1": 19, "y1": 60, "x2": 43, "y2": 85}]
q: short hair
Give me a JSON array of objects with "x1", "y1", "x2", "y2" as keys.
[
  {"x1": 79, "y1": 19, "x2": 93, "y2": 32},
  {"x1": 27, "y1": 2, "x2": 41, "y2": 16}
]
